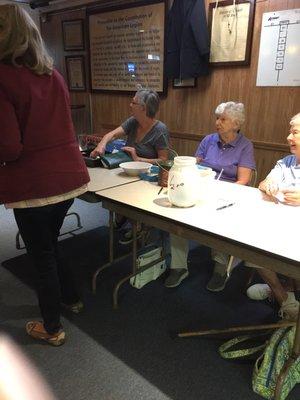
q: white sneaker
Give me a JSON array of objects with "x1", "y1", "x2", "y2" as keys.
[
  {"x1": 247, "y1": 284, "x2": 272, "y2": 301},
  {"x1": 279, "y1": 292, "x2": 299, "y2": 321}
]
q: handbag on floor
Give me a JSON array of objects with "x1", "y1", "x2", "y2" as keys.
[
  {"x1": 130, "y1": 246, "x2": 166, "y2": 289},
  {"x1": 252, "y1": 326, "x2": 300, "y2": 400},
  {"x1": 219, "y1": 332, "x2": 270, "y2": 361}
]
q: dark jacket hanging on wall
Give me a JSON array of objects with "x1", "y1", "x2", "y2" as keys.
[{"x1": 166, "y1": 0, "x2": 210, "y2": 79}]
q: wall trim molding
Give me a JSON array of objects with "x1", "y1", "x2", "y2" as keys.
[
  {"x1": 99, "y1": 123, "x2": 289, "y2": 152},
  {"x1": 170, "y1": 131, "x2": 289, "y2": 152}
]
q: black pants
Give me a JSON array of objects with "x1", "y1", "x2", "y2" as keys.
[{"x1": 14, "y1": 199, "x2": 79, "y2": 334}]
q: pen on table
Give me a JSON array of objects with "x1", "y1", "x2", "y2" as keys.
[
  {"x1": 216, "y1": 202, "x2": 235, "y2": 211},
  {"x1": 158, "y1": 187, "x2": 163, "y2": 195}
]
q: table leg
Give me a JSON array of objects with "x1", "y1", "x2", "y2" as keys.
[
  {"x1": 92, "y1": 211, "x2": 128, "y2": 294},
  {"x1": 113, "y1": 220, "x2": 138, "y2": 309},
  {"x1": 112, "y1": 254, "x2": 165, "y2": 309},
  {"x1": 132, "y1": 220, "x2": 137, "y2": 274},
  {"x1": 92, "y1": 215, "x2": 165, "y2": 308},
  {"x1": 112, "y1": 221, "x2": 165, "y2": 309},
  {"x1": 109, "y1": 211, "x2": 114, "y2": 262}
]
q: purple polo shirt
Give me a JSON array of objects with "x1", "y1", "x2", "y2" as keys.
[{"x1": 195, "y1": 132, "x2": 256, "y2": 182}]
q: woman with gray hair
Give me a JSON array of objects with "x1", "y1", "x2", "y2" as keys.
[
  {"x1": 91, "y1": 89, "x2": 169, "y2": 164},
  {"x1": 91, "y1": 89, "x2": 169, "y2": 244},
  {"x1": 196, "y1": 101, "x2": 249, "y2": 182},
  {"x1": 165, "y1": 101, "x2": 256, "y2": 290}
]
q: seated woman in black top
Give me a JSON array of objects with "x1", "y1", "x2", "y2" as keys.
[
  {"x1": 91, "y1": 89, "x2": 169, "y2": 163},
  {"x1": 91, "y1": 89, "x2": 170, "y2": 243}
]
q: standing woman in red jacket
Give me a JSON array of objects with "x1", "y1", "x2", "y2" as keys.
[{"x1": 0, "y1": 4, "x2": 90, "y2": 346}]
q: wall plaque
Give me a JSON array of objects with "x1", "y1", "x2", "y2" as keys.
[
  {"x1": 88, "y1": 1, "x2": 166, "y2": 94},
  {"x1": 62, "y1": 19, "x2": 85, "y2": 51},
  {"x1": 65, "y1": 56, "x2": 86, "y2": 91},
  {"x1": 208, "y1": 0, "x2": 255, "y2": 66}
]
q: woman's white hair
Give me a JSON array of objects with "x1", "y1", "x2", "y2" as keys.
[
  {"x1": 290, "y1": 113, "x2": 300, "y2": 127},
  {"x1": 215, "y1": 101, "x2": 245, "y2": 127}
]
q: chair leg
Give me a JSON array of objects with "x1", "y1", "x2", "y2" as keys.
[
  {"x1": 177, "y1": 321, "x2": 295, "y2": 338},
  {"x1": 57, "y1": 212, "x2": 83, "y2": 237},
  {"x1": 64, "y1": 212, "x2": 82, "y2": 231},
  {"x1": 15, "y1": 211, "x2": 83, "y2": 249},
  {"x1": 245, "y1": 269, "x2": 256, "y2": 289},
  {"x1": 225, "y1": 258, "x2": 257, "y2": 291},
  {"x1": 226, "y1": 256, "x2": 234, "y2": 277}
]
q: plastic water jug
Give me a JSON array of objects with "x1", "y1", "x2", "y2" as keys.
[{"x1": 168, "y1": 156, "x2": 215, "y2": 207}]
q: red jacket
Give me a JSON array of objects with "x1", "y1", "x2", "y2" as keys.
[{"x1": 0, "y1": 64, "x2": 89, "y2": 204}]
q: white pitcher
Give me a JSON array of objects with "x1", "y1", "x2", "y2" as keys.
[
  {"x1": 167, "y1": 156, "x2": 198, "y2": 207},
  {"x1": 168, "y1": 157, "x2": 216, "y2": 207}
]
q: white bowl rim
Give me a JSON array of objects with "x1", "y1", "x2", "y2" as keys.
[{"x1": 119, "y1": 161, "x2": 152, "y2": 169}]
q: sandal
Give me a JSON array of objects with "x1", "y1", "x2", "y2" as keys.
[{"x1": 26, "y1": 321, "x2": 65, "y2": 346}]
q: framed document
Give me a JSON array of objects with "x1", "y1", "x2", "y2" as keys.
[
  {"x1": 65, "y1": 56, "x2": 86, "y2": 91},
  {"x1": 87, "y1": 0, "x2": 167, "y2": 94},
  {"x1": 208, "y1": 0, "x2": 255, "y2": 66},
  {"x1": 62, "y1": 19, "x2": 85, "y2": 51},
  {"x1": 173, "y1": 78, "x2": 196, "y2": 88}
]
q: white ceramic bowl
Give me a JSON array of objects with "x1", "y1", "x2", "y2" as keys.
[{"x1": 119, "y1": 161, "x2": 152, "y2": 176}]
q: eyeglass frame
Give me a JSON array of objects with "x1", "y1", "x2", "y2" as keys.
[{"x1": 130, "y1": 99, "x2": 144, "y2": 107}]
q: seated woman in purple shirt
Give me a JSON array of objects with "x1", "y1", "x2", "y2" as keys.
[{"x1": 165, "y1": 101, "x2": 256, "y2": 290}]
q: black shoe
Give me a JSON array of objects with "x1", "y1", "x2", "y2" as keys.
[
  {"x1": 119, "y1": 229, "x2": 142, "y2": 245},
  {"x1": 206, "y1": 272, "x2": 229, "y2": 292},
  {"x1": 165, "y1": 268, "x2": 189, "y2": 288},
  {"x1": 113, "y1": 215, "x2": 127, "y2": 230}
]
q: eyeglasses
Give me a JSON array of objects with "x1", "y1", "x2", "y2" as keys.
[
  {"x1": 289, "y1": 129, "x2": 300, "y2": 136},
  {"x1": 130, "y1": 100, "x2": 142, "y2": 106}
]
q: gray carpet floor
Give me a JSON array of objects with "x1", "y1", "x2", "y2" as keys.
[{"x1": 1, "y1": 200, "x2": 300, "y2": 400}]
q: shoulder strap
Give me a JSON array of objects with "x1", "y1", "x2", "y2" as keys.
[{"x1": 219, "y1": 332, "x2": 270, "y2": 360}]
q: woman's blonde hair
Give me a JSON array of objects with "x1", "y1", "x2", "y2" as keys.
[{"x1": 0, "y1": 4, "x2": 53, "y2": 75}]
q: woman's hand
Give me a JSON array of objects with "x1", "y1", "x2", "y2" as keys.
[
  {"x1": 122, "y1": 146, "x2": 138, "y2": 161},
  {"x1": 259, "y1": 179, "x2": 279, "y2": 196},
  {"x1": 90, "y1": 126, "x2": 125, "y2": 158},
  {"x1": 90, "y1": 142, "x2": 106, "y2": 158},
  {"x1": 282, "y1": 189, "x2": 300, "y2": 205}
]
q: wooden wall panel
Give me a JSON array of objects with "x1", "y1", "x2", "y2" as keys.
[
  {"x1": 254, "y1": 148, "x2": 288, "y2": 184},
  {"x1": 41, "y1": 0, "x2": 300, "y2": 183},
  {"x1": 158, "y1": 0, "x2": 300, "y2": 141},
  {"x1": 41, "y1": 8, "x2": 91, "y2": 134}
]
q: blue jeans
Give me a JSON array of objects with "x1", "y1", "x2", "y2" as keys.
[{"x1": 14, "y1": 199, "x2": 79, "y2": 334}]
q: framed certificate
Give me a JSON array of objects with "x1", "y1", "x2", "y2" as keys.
[
  {"x1": 62, "y1": 19, "x2": 85, "y2": 51},
  {"x1": 208, "y1": 0, "x2": 255, "y2": 66},
  {"x1": 65, "y1": 56, "x2": 86, "y2": 91},
  {"x1": 87, "y1": 0, "x2": 167, "y2": 94}
]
